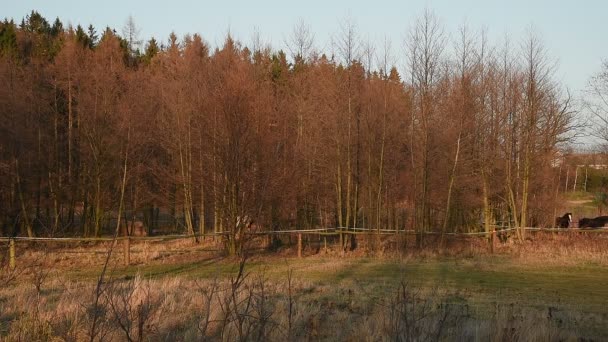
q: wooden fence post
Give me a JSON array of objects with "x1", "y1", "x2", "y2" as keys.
[
  {"x1": 9, "y1": 238, "x2": 15, "y2": 269},
  {"x1": 124, "y1": 237, "x2": 130, "y2": 266},
  {"x1": 490, "y1": 228, "x2": 496, "y2": 254},
  {"x1": 297, "y1": 233, "x2": 302, "y2": 258},
  {"x1": 324, "y1": 236, "x2": 327, "y2": 253}
]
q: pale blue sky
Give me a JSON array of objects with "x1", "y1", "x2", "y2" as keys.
[{"x1": 4, "y1": 1, "x2": 608, "y2": 104}]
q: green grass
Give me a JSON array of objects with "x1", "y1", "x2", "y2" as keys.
[
  {"x1": 563, "y1": 191, "x2": 595, "y2": 201},
  {"x1": 4, "y1": 249, "x2": 606, "y2": 340},
  {"x1": 65, "y1": 254, "x2": 608, "y2": 316}
]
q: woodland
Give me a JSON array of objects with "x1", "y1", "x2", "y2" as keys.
[{"x1": 0, "y1": 11, "x2": 578, "y2": 253}]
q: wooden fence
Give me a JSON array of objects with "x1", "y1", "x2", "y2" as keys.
[{"x1": 2, "y1": 226, "x2": 607, "y2": 269}]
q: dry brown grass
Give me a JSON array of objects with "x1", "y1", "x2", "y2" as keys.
[
  {"x1": 511, "y1": 232, "x2": 608, "y2": 266},
  {"x1": 1, "y1": 232, "x2": 607, "y2": 340},
  {"x1": 0, "y1": 269, "x2": 589, "y2": 341},
  {"x1": 7, "y1": 231, "x2": 608, "y2": 273}
]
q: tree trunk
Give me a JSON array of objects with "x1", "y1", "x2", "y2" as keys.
[
  {"x1": 442, "y1": 133, "x2": 461, "y2": 246},
  {"x1": 15, "y1": 159, "x2": 33, "y2": 237}
]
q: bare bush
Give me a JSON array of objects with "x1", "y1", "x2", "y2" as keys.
[
  {"x1": 193, "y1": 277, "x2": 219, "y2": 339},
  {"x1": 483, "y1": 303, "x2": 575, "y2": 342},
  {"x1": 104, "y1": 275, "x2": 161, "y2": 342},
  {"x1": 216, "y1": 257, "x2": 279, "y2": 341},
  {"x1": 379, "y1": 282, "x2": 468, "y2": 341}
]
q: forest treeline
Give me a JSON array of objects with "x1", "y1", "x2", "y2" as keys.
[{"x1": 0, "y1": 11, "x2": 575, "y2": 248}]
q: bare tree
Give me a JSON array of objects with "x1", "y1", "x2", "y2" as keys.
[
  {"x1": 406, "y1": 9, "x2": 446, "y2": 247},
  {"x1": 517, "y1": 28, "x2": 554, "y2": 238},
  {"x1": 586, "y1": 60, "x2": 608, "y2": 144},
  {"x1": 286, "y1": 19, "x2": 315, "y2": 64},
  {"x1": 123, "y1": 15, "x2": 142, "y2": 66}
]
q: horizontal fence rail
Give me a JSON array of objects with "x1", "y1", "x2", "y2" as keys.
[
  {"x1": 2, "y1": 226, "x2": 607, "y2": 269},
  {"x1": 2, "y1": 226, "x2": 608, "y2": 242}
]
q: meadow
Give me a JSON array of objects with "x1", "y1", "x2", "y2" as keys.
[{"x1": 1, "y1": 232, "x2": 607, "y2": 341}]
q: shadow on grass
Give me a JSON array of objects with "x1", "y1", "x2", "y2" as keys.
[
  {"x1": 64, "y1": 254, "x2": 608, "y2": 316},
  {"x1": 68, "y1": 255, "x2": 244, "y2": 280}
]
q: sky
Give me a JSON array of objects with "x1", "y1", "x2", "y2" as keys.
[{"x1": 4, "y1": 0, "x2": 608, "y2": 144}]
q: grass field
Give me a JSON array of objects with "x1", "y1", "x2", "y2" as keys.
[
  {"x1": 1, "y1": 233, "x2": 608, "y2": 340},
  {"x1": 67, "y1": 254, "x2": 608, "y2": 312}
]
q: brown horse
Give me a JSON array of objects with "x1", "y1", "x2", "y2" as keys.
[
  {"x1": 579, "y1": 216, "x2": 608, "y2": 228},
  {"x1": 555, "y1": 213, "x2": 572, "y2": 228}
]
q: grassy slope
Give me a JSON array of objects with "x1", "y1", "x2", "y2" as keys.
[{"x1": 563, "y1": 191, "x2": 600, "y2": 218}]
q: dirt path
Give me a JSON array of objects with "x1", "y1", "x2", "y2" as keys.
[{"x1": 567, "y1": 199, "x2": 593, "y2": 205}]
